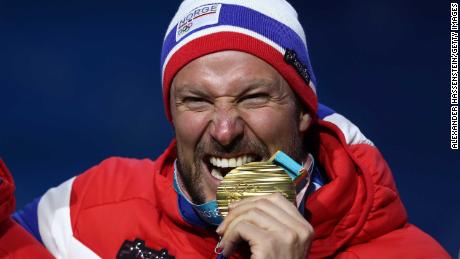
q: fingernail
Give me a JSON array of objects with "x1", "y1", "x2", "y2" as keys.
[{"x1": 216, "y1": 224, "x2": 223, "y2": 233}]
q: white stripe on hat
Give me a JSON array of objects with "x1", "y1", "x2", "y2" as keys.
[
  {"x1": 162, "y1": 24, "x2": 317, "y2": 94},
  {"x1": 165, "y1": 0, "x2": 307, "y2": 46},
  {"x1": 162, "y1": 25, "x2": 285, "y2": 79},
  {"x1": 161, "y1": 0, "x2": 319, "y2": 120},
  {"x1": 162, "y1": 27, "x2": 317, "y2": 94}
]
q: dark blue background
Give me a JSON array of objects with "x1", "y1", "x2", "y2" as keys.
[{"x1": 0, "y1": 0, "x2": 458, "y2": 256}]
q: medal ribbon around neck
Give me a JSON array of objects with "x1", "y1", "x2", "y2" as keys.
[{"x1": 174, "y1": 151, "x2": 312, "y2": 226}]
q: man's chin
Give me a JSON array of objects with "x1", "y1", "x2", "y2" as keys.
[
  {"x1": 188, "y1": 169, "x2": 220, "y2": 204},
  {"x1": 201, "y1": 176, "x2": 220, "y2": 202}
]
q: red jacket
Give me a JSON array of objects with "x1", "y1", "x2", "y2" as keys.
[
  {"x1": 0, "y1": 160, "x2": 53, "y2": 258},
  {"x1": 13, "y1": 107, "x2": 450, "y2": 258}
]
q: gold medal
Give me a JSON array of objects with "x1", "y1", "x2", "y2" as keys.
[{"x1": 216, "y1": 161, "x2": 296, "y2": 218}]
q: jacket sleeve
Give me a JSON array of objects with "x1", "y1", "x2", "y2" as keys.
[
  {"x1": 13, "y1": 175, "x2": 101, "y2": 258},
  {"x1": 0, "y1": 159, "x2": 54, "y2": 258},
  {"x1": 12, "y1": 158, "x2": 130, "y2": 259},
  {"x1": 335, "y1": 224, "x2": 451, "y2": 259}
]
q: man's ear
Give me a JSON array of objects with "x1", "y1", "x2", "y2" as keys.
[{"x1": 298, "y1": 111, "x2": 311, "y2": 133}]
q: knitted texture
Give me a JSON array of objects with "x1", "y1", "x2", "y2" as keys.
[{"x1": 161, "y1": 0, "x2": 318, "y2": 120}]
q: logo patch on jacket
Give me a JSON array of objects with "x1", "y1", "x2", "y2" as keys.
[{"x1": 117, "y1": 238, "x2": 175, "y2": 259}]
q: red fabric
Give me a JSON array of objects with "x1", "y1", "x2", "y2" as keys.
[
  {"x1": 66, "y1": 119, "x2": 450, "y2": 258},
  {"x1": 0, "y1": 218, "x2": 54, "y2": 259},
  {"x1": 0, "y1": 160, "x2": 15, "y2": 221},
  {"x1": 302, "y1": 121, "x2": 450, "y2": 258},
  {"x1": 70, "y1": 143, "x2": 225, "y2": 258},
  {"x1": 0, "y1": 160, "x2": 53, "y2": 258},
  {"x1": 335, "y1": 224, "x2": 450, "y2": 259}
]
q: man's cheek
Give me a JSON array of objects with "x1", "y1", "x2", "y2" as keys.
[{"x1": 177, "y1": 115, "x2": 209, "y2": 142}]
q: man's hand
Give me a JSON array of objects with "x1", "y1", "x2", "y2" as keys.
[{"x1": 215, "y1": 193, "x2": 314, "y2": 259}]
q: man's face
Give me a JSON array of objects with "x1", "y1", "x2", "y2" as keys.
[{"x1": 170, "y1": 51, "x2": 311, "y2": 204}]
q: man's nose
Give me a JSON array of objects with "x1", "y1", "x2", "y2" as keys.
[{"x1": 209, "y1": 105, "x2": 244, "y2": 147}]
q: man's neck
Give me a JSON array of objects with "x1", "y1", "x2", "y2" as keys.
[{"x1": 175, "y1": 166, "x2": 194, "y2": 202}]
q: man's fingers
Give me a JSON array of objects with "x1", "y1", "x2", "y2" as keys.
[
  {"x1": 220, "y1": 214, "x2": 312, "y2": 259},
  {"x1": 231, "y1": 192, "x2": 301, "y2": 219},
  {"x1": 216, "y1": 193, "x2": 315, "y2": 258},
  {"x1": 220, "y1": 221, "x2": 266, "y2": 258},
  {"x1": 217, "y1": 193, "x2": 309, "y2": 235},
  {"x1": 221, "y1": 205, "x2": 289, "y2": 235}
]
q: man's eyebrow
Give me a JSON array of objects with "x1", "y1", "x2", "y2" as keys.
[
  {"x1": 173, "y1": 85, "x2": 208, "y2": 96},
  {"x1": 173, "y1": 78, "x2": 279, "y2": 97}
]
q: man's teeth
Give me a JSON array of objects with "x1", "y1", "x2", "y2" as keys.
[
  {"x1": 209, "y1": 156, "x2": 255, "y2": 168},
  {"x1": 211, "y1": 168, "x2": 224, "y2": 180}
]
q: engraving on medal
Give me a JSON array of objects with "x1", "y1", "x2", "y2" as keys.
[
  {"x1": 222, "y1": 183, "x2": 262, "y2": 204},
  {"x1": 216, "y1": 162, "x2": 296, "y2": 218}
]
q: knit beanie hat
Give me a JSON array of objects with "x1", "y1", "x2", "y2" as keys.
[{"x1": 161, "y1": 0, "x2": 318, "y2": 121}]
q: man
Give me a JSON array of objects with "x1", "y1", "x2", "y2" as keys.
[{"x1": 10, "y1": 0, "x2": 449, "y2": 258}]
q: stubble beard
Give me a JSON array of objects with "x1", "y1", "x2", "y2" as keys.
[{"x1": 176, "y1": 131, "x2": 305, "y2": 205}]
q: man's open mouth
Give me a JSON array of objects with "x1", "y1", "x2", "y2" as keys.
[{"x1": 206, "y1": 155, "x2": 258, "y2": 180}]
